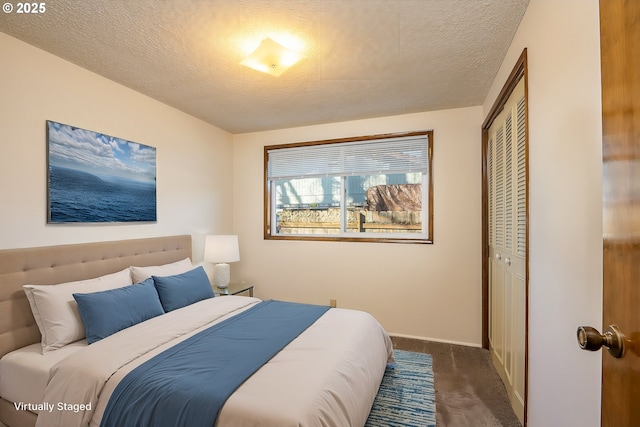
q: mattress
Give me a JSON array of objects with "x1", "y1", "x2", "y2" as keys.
[{"x1": 0, "y1": 341, "x2": 85, "y2": 412}]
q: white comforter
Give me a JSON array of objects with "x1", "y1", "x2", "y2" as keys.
[{"x1": 37, "y1": 296, "x2": 393, "y2": 427}]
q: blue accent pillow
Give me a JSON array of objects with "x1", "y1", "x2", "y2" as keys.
[
  {"x1": 73, "y1": 278, "x2": 165, "y2": 344},
  {"x1": 152, "y1": 266, "x2": 214, "y2": 312}
]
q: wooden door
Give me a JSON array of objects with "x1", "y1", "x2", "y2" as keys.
[
  {"x1": 599, "y1": 1, "x2": 640, "y2": 425},
  {"x1": 487, "y1": 76, "x2": 527, "y2": 425}
]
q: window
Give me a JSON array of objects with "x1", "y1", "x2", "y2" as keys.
[{"x1": 264, "y1": 131, "x2": 433, "y2": 243}]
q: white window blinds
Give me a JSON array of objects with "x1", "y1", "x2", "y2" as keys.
[{"x1": 267, "y1": 134, "x2": 430, "y2": 180}]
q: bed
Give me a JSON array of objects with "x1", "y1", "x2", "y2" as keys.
[{"x1": 0, "y1": 235, "x2": 393, "y2": 427}]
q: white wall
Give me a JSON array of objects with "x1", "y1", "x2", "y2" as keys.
[
  {"x1": 483, "y1": 0, "x2": 603, "y2": 425},
  {"x1": 233, "y1": 107, "x2": 484, "y2": 345},
  {"x1": 0, "y1": 33, "x2": 234, "y2": 259}
]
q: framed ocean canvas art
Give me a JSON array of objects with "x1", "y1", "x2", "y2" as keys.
[{"x1": 47, "y1": 121, "x2": 157, "y2": 223}]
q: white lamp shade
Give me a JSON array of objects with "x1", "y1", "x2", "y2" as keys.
[{"x1": 204, "y1": 235, "x2": 240, "y2": 263}]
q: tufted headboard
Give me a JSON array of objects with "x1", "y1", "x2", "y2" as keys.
[{"x1": 0, "y1": 235, "x2": 192, "y2": 360}]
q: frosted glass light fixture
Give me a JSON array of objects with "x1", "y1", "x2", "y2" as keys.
[
  {"x1": 240, "y1": 37, "x2": 305, "y2": 77},
  {"x1": 204, "y1": 235, "x2": 240, "y2": 289}
]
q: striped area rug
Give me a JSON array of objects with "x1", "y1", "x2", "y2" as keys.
[{"x1": 366, "y1": 350, "x2": 436, "y2": 427}]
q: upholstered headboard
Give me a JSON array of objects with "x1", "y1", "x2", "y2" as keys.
[{"x1": 0, "y1": 235, "x2": 192, "y2": 360}]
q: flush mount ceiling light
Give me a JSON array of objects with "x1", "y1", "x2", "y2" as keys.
[{"x1": 240, "y1": 37, "x2": 305, "y2": 77}]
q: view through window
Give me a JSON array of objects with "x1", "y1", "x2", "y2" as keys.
[{"x1": 264, "y1": 131, "x2": 433, "y2": 243}]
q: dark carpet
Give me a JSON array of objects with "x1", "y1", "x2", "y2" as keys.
[{"x1": 391, "y1": 337, "x2": 522, "y2": 427}]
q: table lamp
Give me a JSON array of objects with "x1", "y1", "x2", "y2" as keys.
[{"x1": 204, "y1": 235, "x2": 240, "y2": 289}]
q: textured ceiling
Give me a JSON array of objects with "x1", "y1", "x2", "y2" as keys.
[{"x1": 0, "y1": 0, "x2": 529, "y2": 134}]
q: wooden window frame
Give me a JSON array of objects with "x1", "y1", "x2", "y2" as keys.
[{"x1": 264, "y1": 131, "x2": 434, "y2": 244}]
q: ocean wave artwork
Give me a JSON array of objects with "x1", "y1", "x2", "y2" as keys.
[{"x1": 47, "y1": 121, "x2": 157, "y2": 223}]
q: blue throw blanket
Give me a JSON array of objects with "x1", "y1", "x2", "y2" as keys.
[{"x1": 100, "y1": 300, "x2": 330, "y2": 427}]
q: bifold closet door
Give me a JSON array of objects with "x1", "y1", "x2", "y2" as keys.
[{"x1": 488, "y1": 78, "x2": 526, "y2": 425}]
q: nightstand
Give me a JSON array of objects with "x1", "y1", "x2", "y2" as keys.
[{"x1": 214, "y1": 283, "x2": 254, "y2": 297}]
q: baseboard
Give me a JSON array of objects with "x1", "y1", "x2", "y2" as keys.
[{"x1": 389, "y1": 332, "x2": 482, "y2": 349}]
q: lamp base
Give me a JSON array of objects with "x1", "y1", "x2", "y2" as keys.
[{"x1": 214, "y1": 263, "x2": 230, "y2": 289}]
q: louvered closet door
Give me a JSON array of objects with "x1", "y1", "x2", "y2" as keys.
[{"x1": 488, "y1": 78, "x2": 526, "y2": 425}]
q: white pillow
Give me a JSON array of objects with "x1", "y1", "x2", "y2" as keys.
[
  {"x1": 23, "y1": 268, "x2": 133, "y2": 353},
  {"x1": 130, "y1": 257, "x2": 193, "y2": 283}
]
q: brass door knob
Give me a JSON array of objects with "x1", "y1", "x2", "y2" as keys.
[{"x1": 577, "y1": 325, "x2": 625, "y2": 358}]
